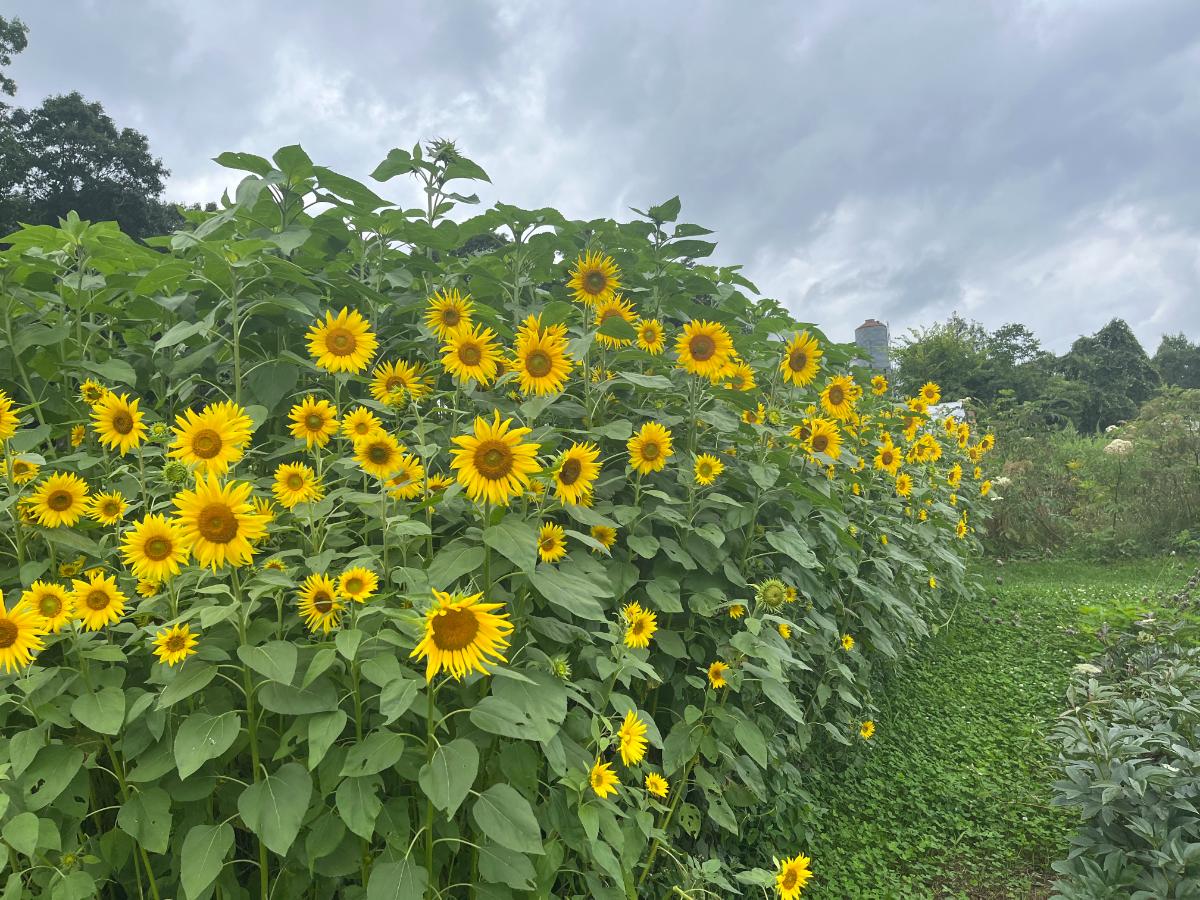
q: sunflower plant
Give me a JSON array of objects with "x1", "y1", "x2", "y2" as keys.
[{"x1": 0, "y1": 142, "x2": 996, "y2": 899}]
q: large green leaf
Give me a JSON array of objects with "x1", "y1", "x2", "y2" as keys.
[
  {"x1": 237, "y1": 763, "x2": 312, "y2": 856},
  {"x1": 471, "y1": 784, "x2": 543, "y2": 855},
  {"x1": 116, "y1": 787, "x2": 171, "y2": 855},
  {"x1": 418, "y1": 739, "x2": 478, "y2": 817},
  {"x1": 366, "y1": 860, "x2": 427, "y2": 900},
  {"x1": 237, "y1": 641, "x2": 298, "y2": 684},
  {"x1": 180, "y1": 823, "x2": 233, "y2": 900},
  {"x1": 174, "y1": 711, "x2": 241, "y2": 779},
  {"x1": 336, "y1": 775, "x2": 383, "y2": 840},
  {"x1": 70, "y1": 686, "x2": 125, "y2": 735},
  {"x1": 340, "y1": 732, "x2": 406, "y2": 778},
  {"x1": 483, "y1": 517, "x2": 538, "y2": 572}
]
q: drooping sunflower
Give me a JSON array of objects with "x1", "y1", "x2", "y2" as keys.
[
  {"x1": 617, "y1": 711, "x2": 648, "y2": 766},
  {"x1": 627, "y1": 422, "x2": 674, "y2": 475},
  {"x1": 874, "y1": 442, "x2": 901, "y2": 476},
  {"x1": 28, "y1": 472, "x2": 90, "y2": 528},
  {"x1": 807, "y1": 418, "x2": 843, "y2": 460},
  {"x1": 980, "y1": 432, "x2": 996, "y2": 453},
  {"x1": 173, "y1": 474, "x2": 269, "y2": 569},
  {"x1": 353, "y1": 431, "x2": 405, "y2": 479},
  {"x1": 386, "y1": 454, "x2": 427, "y2": 500},
  {"x1": 778, "y1": 623, "x2": 793, "y2": 640},
  {"x1": 567, "y1": 251, "x2": 622, "y2": 307},
  {"x1": 338, "y1": 567, "x2": 378, "y2": 603},
  {"x1": 78, "y1": 379, "x2": 110, "y2": 407},
  {"x1": 0, "y1": 595, "x2": 46, "y2": 673},
  {"x1": 675, "y1": 320, "x2": 735, "y2": 379},
  {"x1": 1, "y1": 457, "x2": 39, "y2": 485},
  {"x1": 20, "y1": 581, "x2": 73, "y2": 632},
  {"x1": 895, "y1": 472, "x2": 913, "y2": 497},
  {"x1": 169, "y1": 401, "x2": 254, "y2": 475},
  {"x1": 91, "y1": 392, "x2": 147, "y2": 455},
  {"x1": 513, "y1": 314, "x2": 573, "y2": 396},
  {"x1": 956, "y1": 516, "x2": 969, "y2": 539},
  {"x1": 590, "y1": 524, "x2": 617, "y2": 552},
  {"x1": 780, "y1": 331, "x2": 823, "y2": 387},
  {"x1": 919, "y1": 381, "x2": 942, "y2": 405},
  {"x1": 707, "y1": 660, "x2": 729, "y2": 689},
  {"x1": 441, "y1": 322, "x2": 503, "y2": 386},
  {"x1": 71, "y1": 572, "x2": 127, "y2": 631},
  {"x1": 410, "y1": 589, "x2": 514, "y2": 682},
  {"x1": 693, "y1": 453, "x2": 724, "y2": 486},
  {"x1": 820, "y1": 375, "x2": 859, "y2": 421},
  {"x1": 776, "y1": 852, "x2": 814, "y2": 900},
  {"x1": 424, "y1": 288, "x2": 474, "y2": 340},
  {"x1": 272, "y1": 462, "x2": 324, "y2": 509},
  {"x1": 341, "y1": 407, "x2": 383, "y2": 441},
  {"x1": 636, "y1": 318, "x2": 666, "y2": 354},
  {"x1": 645, "y1": 772, "x2": 669, "y2": 799},
  {"x1": 297, "y1": 574, "x2": 344, "y2": 634},
  {"x1": 624, "y1": 608, "x2": 658, "y2": 649},
  {"x1": 860, "y1": 720, "x2": 876, "y2": 740},
  {"x1": 306, "y1": 307, "x2": 378, "y2": 374},
  {"x1": 152, "y1": 624, "x2": 199, "y2": 667},
  {"x1": 121, "y1": 514, "x2": 190, "y2": 583},
  {"x1": 589, "y1": 759, "x2": 619, "y2": 798},
  {"x1": 450, "y1": 411, "x2": 542, "y2": 506},
  {"x1": 290, "y1": 396, "x2": 339, "y2": 448},
  {"x1": 980, "y1": 479, "x2": 992, "y2": 497},
  {"x1": 871, "y1": 374, "x2": 889, "y2": 396},
  {"x1": 593, "y1": 296, "x2": 637, "y2": 349},
  {"x1": 725, "y1": 362, "x2": 757, "y2": 392},
  {"x1": 553, "y1": 442, "x2": 600, "y2": 505},
  {"x1": 537, "y1": 523, "x2": 567, "y2": 564}
]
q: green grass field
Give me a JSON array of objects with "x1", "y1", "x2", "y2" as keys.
[{"x1": 796, "y1": 556, "x2": 1192, "y2": 899}]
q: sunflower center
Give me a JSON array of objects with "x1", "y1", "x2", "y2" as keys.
[
  {"x1": 112, "y1": 411, "x2": 134, "y2": 435},
  {"x1": 367, "y1": 443, "x2": 392, "y2": 465},
  {"x1": 385, "y1": 376, "x2": 404, "y2": 394},
  {"x1": 540, "y1": 535, "x2": 558, "y2": 552},
  {"x1": 731, "y1": 375, "x2": 745, "y2": 389},
  {"x1": 47, "y1": 490, "x2": 74, "y2": 511},
  {"x1": 883, "y1": 451, "x2": 893, "y2": 465},
  {"x1": 0, "y1": 620, "x2": 16, "y2": 648},
  {"x1": 782, "y1": 870, "x2": 798, "y2": 890},
  {"x1": 38, "y1": 594, "x2": 63, "y2": 618},
  {"x1": 326, "y1": 328, "x2": 356, "y2": 355},
  {"x1": 441, "y1": 307, "x2": 461, "y2": 327},
  {"x1": 788, "y1": 350, "x2": 808, "y2": 372},
  {"x1": 85, "y1": 590, "x2": 111, "y2": 611},
  {"x1": 313, "y1": 590, "x2": 335, "y2": 614},
  {"x1": 812, "y1": 435, "x2": 829, "y2": 453},
  {"x1": 197, "y1": 503, "x2": 239, "y2": 544},
  {"x1": 559, "y1": 458, "x2": 582, "y2": 486},
  {"x1": 191, "y1": 428, "x2": 223, "y2": 458},
  {"x1": 165, "y1": 633, "x2": 187, "y2": 652},
  {"x1": 305, "y1": 414, "x2": 326, "y2": 431},
  {"x1": 353, "y1": 421, "x2": 372, "y2": 436},
  {"x1": 286, "y1": 473, "x2": 304, "y2": 490},
  {"x1": 458, "y1": 343, "x2": 483, "y2": 367},
  {"x1": 525, "y1": 350, "x2": 552, "y2": 378},
  {"x1": 345, "y1": 577, "x2": 364, "y2": 594},
  {"x1": 102, "y1": 501, "x2": 120, "y2": 517},
  {"x1": 584, "y1": 271, "x2": 606, "y2": 293},
  {"x1": 641, "y1": 441, "x2": 661, "y2": 461},
  {"x1": 431, "y1": 607, "x2": 480, "y2": 651},
  {"x1": 828, "y1": 385, "x2": 845, "y2": 406},
  {"x1": 689, "y1": 334, "x2": 716, "y2": 362},
  {"x1": 144, "y1": 536, "x2": 173, "y2": 561},
  {"x1": 698, "y1": 463, "x2": 712, "y2": 477},
  {"x1": 642, "y1": 327, "x2": 657, "y2": 343},
  {"x1": 474, "y1": 441, "x2": 513, "y2": 480},
  {"x1": 631, "y1": 618, "x2": 647, "y2": 636}
]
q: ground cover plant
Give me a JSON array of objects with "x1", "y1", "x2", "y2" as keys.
[{"x1": 0, "y1": 141, "x2": 994, "y2": 898}]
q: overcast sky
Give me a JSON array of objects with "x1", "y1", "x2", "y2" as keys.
[{"x1": 8, "y1": 1, "x2": 1200, "y2": 352}]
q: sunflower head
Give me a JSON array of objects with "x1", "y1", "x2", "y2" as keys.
[
  {"x1": 514, "y1": 314, "x2": 574, "y2": 396},
  {"x1": 675, "y1": 320, "x2": 735, "y2": 379},
  {"x1": 306, "y1": 308, "x2": 378, "y2": 374},
  {"x1": 338, "y1": 567, "x2": 379, "y2": 603},
  {"x1": 297, "y1": 574, "x2": 344, "y2": 634},
  {"x1": 450, "y1": 411, "x2": 542, "y2": 506},
  {"x1": 627, "y1": 422, "x2": 674, "y2": 475},
  {"x1": 636, "y1": 318, "x2": 666, "y2": 354},
  {"x1": 20, "y1": 581, "x2": 73, "y2": 633},
  {"x1": 693, "y1": 453, "x2": 724, "y2": 486},
  {"x1": 410, "y1": 589, "x2": 514, "y2": 682},
  {"x1": 0, "y1": 596, "x2": 46, "y2": 673},
  {"x1": 617, "y1": 710, "x2": 648, "y2": 766},
  {"x1": 79, "y1": 379, "x2": 110, "y2": 406},
  {"x1": 553, "y1": 442, "x2": 600, "y2": 506},
  {"x1": 91, "y1": 392, "x2": 147, "y2": 455},
  {"x1": 776, "y1": 853, "x2": 814, "y2": 900},
  {"x1": 706, "y1": 660, "x2": 729, "y2": 689},
  {"x1": 29, "y1": 472, "x2": 91, "y2": 528},
  {"x1": 589, "y1": 759, "x2": 619, "y2": 798},
  {"x1": 172, "y1": 474, "x2": 268, "y2": 569},
  {"x1": 424, "y1": 288, "x2": 475, "y2": 340},
  {"x1": 537, "y1": 522, "x2": 567, "y2": 564},
  {"x1": 755, "y1": 578, "x2": 788, "y2": 610},
  {"x1": 780, "y1": 331, "x2": 823, "y2": 387},
  {"x1": 568, "y1": 251, "x2": 622, "y2": 306},
  {"x1": 860, "y1": 720, "x2": 876, "y2": 740},
  {"x1": 354, "y1": 432, "x2": 405, "y2": 479},
  {"x1": 590, "y1": 524, "x2": 618, "y2": 552},
  {"x1": 441, "y1": 322, "x2": 503, "y2": 386},
  {"x1": 623, "y1": 608, "x2": 658, "y2": 649},
  {"x1": 645, "y1": 772, "x2": 669, "y2": 799},
  {"x1": 153, "y1": 624, "x2": 199, "y2": 666},
  {"x1": 71, "y1": 572, "x2": 127, "y2": 632}
]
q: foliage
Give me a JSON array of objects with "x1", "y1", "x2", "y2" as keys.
[
  {"x1": 0, "y1": 15, "x2": 27, "y2": 99},
  {"x1": 0, "y1": 141, "x2": 991, "y2": 898},
  {"x1": 1060, "y1": 319, "x2": 1162, "y2": 434},
  {"x1": 1154, "y1": 332, "x2": 1200, "y2": 390}
]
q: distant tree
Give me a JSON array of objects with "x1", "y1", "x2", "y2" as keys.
[
  {"x1": 1153, "y1": 332, "x2": 1200, "y2": 389},
  {"x1": 0, "y1": 16, "x2": 27, "y2": 98},
  {"x1": 892, "y1": 314, "x2": 989, "y2": 400},
  {"x1": 1059, "y1": 318, "x2": 1160, "y2": 432}
]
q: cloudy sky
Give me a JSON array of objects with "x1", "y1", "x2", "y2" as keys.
[{"x1": 8, "y1": 0, "x2": 1200, "y2": 352}]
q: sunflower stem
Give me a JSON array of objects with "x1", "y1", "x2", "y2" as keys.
[
  {"x1": 3, "y1": 441, "x2": 26, "y2": 567},
  {"x1": 424, "y1": 681, "x2": 437, "y2": 899},
  {"x1": 234, "y1": 570, "x2": 270, "y2": 900}
]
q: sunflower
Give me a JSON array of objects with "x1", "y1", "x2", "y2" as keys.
[
  {"x1": 79, "y1": 379, "x2": 110, "y2": 406},
  {"x1": 369, "y1": 360, "x2": 411, "y2": 406},
  {"x1": 58, "y1": 556, "x2": 85, "y2": 578},
  {"x1": 262, "y1": 559, "x2": 287, "y2": 573},
  {"x1": 386, "y1": 454, "x2": 427, "y2": 500},
  {"x1": 338, "y1": 567, "x2": 378, "y2": 603},
  {"x1": 553, "y1": 442, "x2": 600, "y2": 505},
  {"x1": 617, "y1": 711, "x2": 648, "y2": 766},
  {"x1": 71, "y1": 572, "x2": 127, "y2": 631},
  {"x1": 743, "y1": 403, "x2": 766, "y2": 426},
  {"x1": 820, "y1": 375, "x2": 859, "y2": 421},
  {"x1": 70, "y1": 425, "x2": 86, "y2": 447},
  {"x1": 957, "y1": 423, "x2": 971, "y2": 449},
  {"x1": 91, "y1": 393, "x2": 147, "y2": 455},
  {"x1": 0, "y1": 457, "x2": 39, "y2": 485},
  {"x1": 537, "y1": 523, "x2": 567, "y2": 564},
  {"x1": 624, "y1": 608, "x2": 657, "y2": 649},
  {"x1": 593, "y1": 296, "x2": 637, "y2": 349},
  {"x1": 756, "y1": 578, "x2": 788, "y2": 610},
  {"x1": 306, "y1": 308, "x2": 377, "y2": 374},
  {"x1": 273, "y1": 462, "x2": 323, "y2": 509},
  {"x1": 777, "y1": 623, "x2": 792, "y2": 640},
  {"x1": 636, "y1": 318, "x2": 666, "y2": 354},
  {"x1": 589, "y1": 759, "x2": 619, "y2": 798},
  {"x1": 860, "y1": 720, "x2": 876, "y2": 740},
  {"x1": 424, "y1": 288, "x2": 474, "y2": 340},
  {"x1": 729, "y1": 604, "x2": 746, "y2": 619},
  {"x1": 628, "y1": 422, "x2": 674, "y2": 475},
  {"x1": 19, "y1": 581, "x2": 73, "y2": 633},
  {"x1": 121, "y1": 514, "x2": 190, "y2": 583},
  {"x1": 173, "y1": 474, "x2": 268, "y2": 569},
  {"x1": 590, "y1": 524, "x2": 617, "y2": 552},
  {"x1": 780, "y1": 331, "x2": 823, "y2": 387},
  {"x1": 980, "y1": 479, "x2": 992, "y2": 497},
  {"x1": 341, "y1": 407, "x2": 383, "y2": 441},
  {"x1": 707, "y1": 660, "x2": 729, "y2": 689},
  {"x1": 410, "y1": 589, "x2": 513, "y2": 682},
  {"x1": 980, "y1": 433, "x2": 995, "y2": 453},
  {"x1": 871, "y1": 374, "x2": 889, "y2": 396},
  {"x1": 425, "y1": 473, "x2": 454, "y2": 493},
  {"x1": 776, "y1": 853, "x2": 814, "y2": 900},
  {"x1": 675, "y1": 320, "x2": 735, "y2": 379},
  {"x1": 693, "y1": 453, "x2": 724, "y2": 486},
  {"x1": 29, "y1": 472, "x2": 90, "y2": 528},
  {"x1": 168, "y1": 401, "x2": 253, "y2": 475},
  {"x1": 137, "y1": 580, "x2": 160, "y2": 598},
  {"x1": 441, "y1": 322, "x2": 503, "y2": 386},
  {"x1": 568, "y1": 251, "x2": 622, "y2": 306},
  {"x1": 956, "y1": 516, "x2": 968, "y2": 539},
  {"x1": 895, "y1": 472, "x2": 913, "y2": 498},
  {"x1": 0, "y1": 595, "x2": 46, "y2": 673},
  {"x1": 354, "y1": 432, "x2": 405, "y2": 479},
  {"x1": 513, "y1": 314, "x2": 573, "y2": 396},
  {"x1": 807, "y1": 418, "x2": 842, "y2": 460},
  {"x1": 841, "y1": 633, "x2": 855, "y2": 652},
  {"x1": 297, "y1": 574, "x2": 344, "y2": 634},
  {"x1": 153, "y1": 624, "x2": 199, "y2": 667},
  {"x1": 644, "y1": 772, "x2": 669, "y2": 799},
  {"x1": 919, "y1": 381, "x2": 941, "y2": 405},
  {"x1": 288, "y1": 396, "x2": 339, "y2": 448},
  {"x1": 450, "y1": 411, "x2": 542, "y2": 506},
  {"x1": 725, "y1": 362, "x2": 756, "y2": 392},
  {"x1": 874, "y1": 442, "x2": 901, "y2": 476}
]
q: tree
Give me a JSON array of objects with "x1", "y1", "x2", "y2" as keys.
[
  {"x1": 1059, "y1": 318, "x2": 1160, "y2": 431},
  {"x1": 0, "y1": 16, "x2": 27, "y2": 98},
  {"x1": 892, "y1": 314, "x2": 988, "y2": 400},
  {"x1": 0, "y1": 92, "x2": 179, "y2": 239},
  {"x1": 1153, "y1": 333, "x2": 1200, "y2": 389}
]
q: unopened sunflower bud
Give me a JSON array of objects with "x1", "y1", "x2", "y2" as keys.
[{"x1": 162, "y1": 459, "x2": 190, "y2": 484}]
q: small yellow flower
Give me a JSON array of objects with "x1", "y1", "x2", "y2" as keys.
[
  {"x1": 338, "y1": 567, "x2": 379, "y2": 603},
  {"x1": 617, "y1": 710, "x2": 648, "y2": 766},
  {"x1": 860, "y1": 720, "x2": 876, "y2": 740},
  {"x1": 707, "y1": 660, "x2": 729, "y2": 689},
  {"x1": 644, "y1": 772, "x2": 669, "y2": 799},
  {"x1": 537, "y1": 522, "x2": 568, "y2": 564},
  {"x1": 841, "y1": 634, "x2": 855, "y2": 652},
  {"x1": 590, "y1": 524, "x2": 617, "y2": 552},
  {"x1": 153, "y1": 624, "x2": 199, "y2": 666},
  {"x1": 728, "y1": 604, "x2": 746, "y2": 620},
  {"x1": 589, "y1": 759, "x2": 619, "y2": 798}
]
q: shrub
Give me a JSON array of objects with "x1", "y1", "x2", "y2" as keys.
[{"x1": 0, "y1": 142, "x2": 993, "y2": 898}]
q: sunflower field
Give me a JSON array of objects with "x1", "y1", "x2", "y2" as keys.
[{"x1": 0, "y1": 142, "x2": 995, "y2": 899}]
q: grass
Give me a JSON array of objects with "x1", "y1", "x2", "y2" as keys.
[{"x1": 794, "y1": 556, "x2": 1191, "y2": 899}]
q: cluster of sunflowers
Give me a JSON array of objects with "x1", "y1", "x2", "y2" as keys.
[{"x1": 0, "y1": 147, "x2": 993, "y2": 900}]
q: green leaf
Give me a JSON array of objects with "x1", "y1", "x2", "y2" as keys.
[
  {"x1": 528, "y1": 565, "x2": 608, "y2": 621},
  {"x1": 478, "y1": 843, "x2": 536, "y2": 889},
  {"x1": 647, "y1": 196, "x2": 682, "y2": 223},
  {"x1": 245, "y1": 361, "x2": 299, "y2": 415},
  {"x1": 619, "y1": 373, "x2": 673, "y2": 390},
  {"x1": 483, "y1": 517, "x2": 539, "y2": 573},
  {"x1": 733, "y1": 719, "x2": 768, "y2": 769},
  {"x1": 80, "y1": 358, "x2": 137, "y2": 386},
  {"x1": 213, "y1": 151, "x2": 273, "y2": 177},
  {"x1": 765, "y1": 526, "x2": 819, "y2": 568},
  {"x1": 379, "y1": 678, "x2": 420, "y2": 725},
  {"x1": 237, "y1": 641, "x2": 298, "y2": 684},
  {"x1": 157, "y1": 662, "x2": 217, "y2": 709},
  {"x1": 371, "y1": 148, "x2": 415, "y2": 182},
  {"x1": 598, "y1": 314, "x2": 637, "y2": 342},
  {"x1": 237, "y1": 763, "x2": 312, "y2": 856},
  {"x1": 116, "y1": 787, "x2": 171, "y2": 855},
  {"x1": 367, "y1": 860, "x2": 428, "y2": 900},
  {"x1": 666, "y1": 238, "x2": 716, "y2": 259},
  {"x1": 180, "y1": 823, "x2": 233, "y2": 900},
  {"x1": 22, "y1": 745, "x2": 82, "y2": 811},
  {"x1": 70, "y1": 686, "x2": 125, "y2": 735},
  {"x1": 426, "y1": 540, "x2": 486, "y2": 590},
  {"x1": 174, "y1": 711, "x2": 241, "y2": 779},
  {"x1": 418, "y1": 739, "x2": 479, "y2": 817},
  {"x1": 2, "y1": 812, "x2": 38, "y2": 857},
  {"x1": 471, "y1": 784, "x2": 544, "y2": 855},
  {"x1": 258, "y1": 679, "x2": 337, "y2": 714},
  {"x1": 340, "y1": 732, "x2": 406, "y2": 777},
  {"x1": 307, "y1": 709, "x2": 348, "y2": 770},
  {"x1": 273, "y1": 144, "x2": 314, "y2": 178},
  {"x1": 336, "y1": 775, "x2": 383, "y2": 840}
]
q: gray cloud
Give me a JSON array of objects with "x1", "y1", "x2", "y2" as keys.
[{"x1": 8, "y1": 0, "x2": 1200, "y2": 352}]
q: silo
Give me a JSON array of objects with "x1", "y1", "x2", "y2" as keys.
[{"x1": 854, "y1": 319, "x2": 890, "y2": 371}]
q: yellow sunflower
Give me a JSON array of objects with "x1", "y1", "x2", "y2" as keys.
[
  {"x1": 707, "y1": 660, "x2": 729, "y2": 689},
  {"x1": 617, "y1": 711, "x2": 648, "y2": 766},
  {"x1": 636, "y1": 318, "x2": 666, "y2": 354},
  {"x1": 513, "y1": 314, "x2": 573, "y2": 396},
  {"x1": 645, "y1": 772, "x2": 669, "y2": 799},
  {"x1": 297, "y1": 574, "x2": 344, "y2": 634},
  {"x1": 725, "y1": 362, "x2": 756, "y2": 392},
  {"x1": 70, "y1": 425, "x2": 86, "y2": 447},
  {"x1": 152, "y1": 624, "x2": 199, "y2": 667},
  {"x1": 589, "y1": 759, "x2": 619, "y2": 798},
  {"x1": 91, "y1": 392, "x2": 147, "y2": 455},
  {"x1": 273, "y1": 462, "x2": 323, "y2": 509},
  {"x1": 169, "y1": 401, "x2": 254, "y2": 475},
  {"x1": 776, "y1": 852, "x2": 814, "y2": 900},
  {"x1": 628, "y1": 422, "x2": 674, "y2": 475},
  {"x1": 87, "y1": 491, "x2": 127, "y2": 526},
  {"x1": 450, "y1": 411, "x2": 542, "y2": 506},
  {"x1": 624, "y1": 608, "x2": 658, "y2": 649},
  {"x1": 288, "y1": 396, "x2": 339, "y2": 448},
  {"x1": 337, "y1": 567, "x2": 378, "y2": 603},
  {"x1": 780, "y1": 331, "x2": 823, "y2": 387},
  {"x1": 956, "y1": 516, "x2": 969, "y2": 539},
  {"x1": 553, "y1": 442, "x2": 600, "y2": 506},
  {"x1": 743, "y1": 403, "x2": 766, "y2": 426},
  {"x1": 369, "y1": 360, "x2": 411, "y2": 407},
  {"x1": 306, "y1": 307, "x2": 378, "y2": 374},
  {"x1": 354, "y1": 431, "x2": 405, "y2": 479},
  {"x1": 920, "y1": 381, "x2": 941, "y2": 405},
  {"x1": 871, "y1": 374, "x2": 889, "y2": 396},
  {"x1": 778, "y1": 623, "x2": 793, "y2": 640},
  {"x1": 593, "y1": 296, "x2": 637, "y2": 349},
  {"x1": 29, "y1": 472, "x2": 90, "y2": 528},
  {"x1": 895, "y1": 472, "x2": 913, "y2": 497},
  {"x1": 137, "y1": 580, "x2": 160, "y2": 598},
  {"x1": 694, "y1": 453, "x2": 724, "y2": 486},
  {"x1": 121, "y1": 514, "x2": 190, "y2": 583},
  {"x1": 425, "y1": 288, "x2": 474, "y2": 339},
  {"x1": 729, "y1": 604, "x2": 746, "y2": 619},
  {"x1": 341, "y1": 407, "x2": 383, "y2": 441},
  {"x1": 537, "y1": 522, "x2": 567, "y2": 564},
  {"x1": 20, "y1": 581, "x2": 74, "y2": 632},
  {"x1": 386, "y1": 454, "x2": 427, "y2": 500},
  {"x1": 410, "y1": 589, "x2": 514, "y2": 682},
  {"x1": 0, "y1": 595, "x2": 46, "y2": 673},
  {"x1": 0, "y1": 457, "x2": 39, "y2": 484},
  {"x1": 441, "y1": 321, "x2": 503, "y2": 386},
  {"x1": 172, "y1": 474, "x2": 269, "y2": 569},
  {"x1": 71, "y1": 572, "x2": 127, "y2": 631},
  {"x1": 78, "y1": 379, "x2": 110, "y2": 406},
  {"x1": 874, "y1": 442, "x2": 901, "y2": 476},
  {"x1": 675, "y1": 320, "x2": 735, "y2": 379},
  {"x1": 590, "y1": 524, "x2": 617, "y2": 552},
  {"x1": 807, "y1": 418, "x2": 843, "y2": 460},
  {"x1": 820, "y1": 375, "x2": 859, "y2": 421},
  {"x1": 567, "y1": 251, "x2": 622, "y2": 307},
  {"x1": 860, "y1": 720, "x2": 876, "y2": 740},
  {"x1": 980, "y1": 479, "x2": 992, "y2": 497}
]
